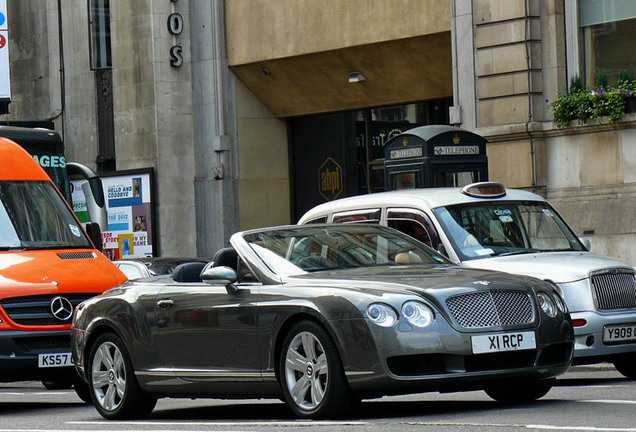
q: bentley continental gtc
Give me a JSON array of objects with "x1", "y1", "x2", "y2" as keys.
[{"x1": 72, "y1": 224, "x2": 574, "y2": 419}]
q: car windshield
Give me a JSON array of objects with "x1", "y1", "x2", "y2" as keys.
[
  {"x1": 0, "y1": 180, "x2": 92, "y2": 250},
  {"x1": 433, "y1": 200, "x2": 586, "y2": 261},
  {"x1": 242, "y1": 225, "x2": 449, "y2": 276}
]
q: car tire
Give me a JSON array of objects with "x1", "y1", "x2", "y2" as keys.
[
  {"x1": 41, "y1": 380, "x2": 73, "y2": 390},
  {"x1": 485, "y1": 379, "x2": 553, "y2": 403},
  {"x1": 88, "y1": 332, "x2": 157, "y2": 419},
  {"x1": 279, "y1": 320, "x2": 355, "y2": 419},
  {"x1": 613, "y1": 354, "x2": 636, "y2": 379},
  {"x1": 73, "y1": 375, "x2": 93, "y2": 404}
]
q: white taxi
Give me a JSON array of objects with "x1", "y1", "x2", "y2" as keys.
[{"x1": 299, "y1": 182, "x2": 636, "y2": 378}]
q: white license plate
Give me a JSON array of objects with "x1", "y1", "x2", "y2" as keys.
[
  {"x1": 38, "y1": 353, "x2": 73, "y2": 368},
  {"x1": 603, "y1": 324, "x2": 636, "y2": 344},
  {"x1": 472, "y1": 331, "x2": 536, "y2": 354}
]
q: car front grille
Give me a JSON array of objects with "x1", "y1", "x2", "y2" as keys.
[
  {"x1": 591, "y1": 269, "x2": 636, "y2": 311},
  {"x1": 446, "y1": 290, "x2": 534, "y2": 329},
  {"x1": 0, "y1": 294, "x2": 97, "y2": 326}
]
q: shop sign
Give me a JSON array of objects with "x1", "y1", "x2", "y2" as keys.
[
  {"x1": 168, "y1": 1, "x2": 184, "y2": 67},
  {"x1": 318, "y1": 157, "x2": 343, "y2": 201},
  {"x1": 433, "y1": 146, "x2": 480, "y2": 156},
  {"x1": 0, "y1": 0, "x2": 11, "y2": 100}
]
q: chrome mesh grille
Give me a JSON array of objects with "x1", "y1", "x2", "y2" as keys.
[
  {"x1": 446, "y1": 290, "x2": 534, "y2": 329},
  {"x1": 591, "y1": 270, "x2": 636, "y2": 311}
]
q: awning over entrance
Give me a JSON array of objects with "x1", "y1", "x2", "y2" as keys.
[{"x1": 230, "y1": 33, "x2": 452, "y2": 118}]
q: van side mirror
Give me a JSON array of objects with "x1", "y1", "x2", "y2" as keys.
[
  {"x1": 579, "y1": 237, "x2": 591, "y2": 251},
  {"x1": 85, "y1": 222, "x2": 103, "y2": 252},
  {"x1": 201, "y1": 266, "x2": 239, "y2": 295}
]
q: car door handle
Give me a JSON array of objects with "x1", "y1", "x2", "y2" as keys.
[{"x1": 157, "y1": 299, "x2": 174, "y2": 309}]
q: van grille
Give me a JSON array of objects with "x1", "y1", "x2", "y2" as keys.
[
  {"x1": 446, "y1": 290, "x2": 534, "y2": 329},
  {"x1": 591, "y1": 269, "x2": 636, "y2": 311},
  {"x1": 14, "y1": 335, "x2": 71, "y2": 352},
  {"x1": 57, "y1": 252, "x2": 96, "y2": 259},
  {"x1": 1, "y1": 294, "x2": 97, "y2": 326}
]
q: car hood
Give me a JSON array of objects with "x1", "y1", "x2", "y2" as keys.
[
  {"x1": 290, "y1": 264, "x2": 541, "y2": 298},
  {"x1": 461, "y1": 252, "x2": 633, "y2": 284},
  {"x1": 0, "y1": 250, "x2": 126, "y2": 298}
]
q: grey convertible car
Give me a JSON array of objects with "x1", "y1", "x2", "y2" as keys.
[{"x1": 72, "y1": 224, "x2": 574, "y2": 420}]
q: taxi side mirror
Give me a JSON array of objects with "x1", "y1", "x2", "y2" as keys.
[{"x1": 579, "y1": 237, "x2": 591, "y2": 251}]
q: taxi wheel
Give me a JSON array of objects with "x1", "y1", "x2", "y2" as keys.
[
  {"x1": 485, "y1": 379, "x2": 552, "y2": 403},
  {"x1": 279, "y1": 320, "x2": 355, "y2": 419},
  {"x1": 613, "y1": 354, "x2": 636, "y2": 379},
  {"x1": 88, "y1": 333, "x2": 157, "y2": 419}
]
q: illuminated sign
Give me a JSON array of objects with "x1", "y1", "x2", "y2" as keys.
[{"x1": 0, "y1": 0, "x2": 10, "y2": 101}]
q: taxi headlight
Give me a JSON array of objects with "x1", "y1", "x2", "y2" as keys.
[
  {"x1": 366, "y1": 303, "x2": 398, "y2": 327},
  {"x1": 537, "y1": 292, "x2": 557, "y2": 318},
  {"x1": 401, "y1": 301, "x2": 435, "y2": 328}
]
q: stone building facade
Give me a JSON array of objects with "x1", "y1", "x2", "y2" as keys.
[{"x1": 1, "y1": 0, "x2": 634, "y2": 265}]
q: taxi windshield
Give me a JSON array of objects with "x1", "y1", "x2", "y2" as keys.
[
  {"x1": 434, "y1": 200, "x2": 586, "y2": 261},
  {"x1": 0, "y1": 180, "x2": 92, "y2": 250}
]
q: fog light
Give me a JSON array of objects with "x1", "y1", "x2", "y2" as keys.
[{"x1": 586, "y1": 335, "x2": 595, "y2": 347}]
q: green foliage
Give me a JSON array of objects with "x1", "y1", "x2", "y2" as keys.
[
  {"x1": 618, "y1": 69, "x2": 633, "y2": 84},
  {"x1": 596, "y1": 71, "x2": 609, "y2": 89},
  {"x1": 549, "y1": 73, "x2": 635, "y2": 128}
]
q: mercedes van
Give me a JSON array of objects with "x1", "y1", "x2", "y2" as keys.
[
  {"x1": 0, "y1": 137, "x2": 126, "y2": 400},
  {"x1": 299, "y1": 182, "x2": 636, "y2": 378}
]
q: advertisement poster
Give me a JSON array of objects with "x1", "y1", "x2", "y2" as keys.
[
  {"x1": 0, "y1": 0, "x2": 10, "y2": 101},
  {"x1": 73, "y1": 169, "x2": 155, "y2": 260},
  {"x1": 101, "y1": 170, "x2": 155, "y2": 259}
]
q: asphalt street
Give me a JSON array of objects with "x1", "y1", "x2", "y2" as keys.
[{"x1": 0, "y1": 365, "x2": 634, "y2": 432}]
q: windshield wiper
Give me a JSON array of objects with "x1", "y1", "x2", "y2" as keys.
[
  {"x1": 0, "y1": 245, "x2": 26, "y2": 251},
  {"x1": 496, "y1": 249, "x2": 539, "y2": 257}
]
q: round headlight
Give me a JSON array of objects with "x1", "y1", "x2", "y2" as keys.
[
  {"x1": 401, "y1": 301, "x2": 435, "y2": 328},
  {"x1": 366, "y1": 303, "x2": 397, "y2": 327},
  {"x1": 537, "y1": 292, "x2": 557, "y2": 318},
  {"x1": 552, "y1": 292, "x2": 568, "y2": 314}
]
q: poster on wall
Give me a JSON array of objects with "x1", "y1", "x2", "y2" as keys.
[
  {"x1": 101, "y1": 169, "x2": 155, "y2": 260},
  {"x1": 73, "y1": 169, "x2": 156, "y2": 260},
  {"x1": 0, "y1": 0, "x2": 11, "y2": 101}
]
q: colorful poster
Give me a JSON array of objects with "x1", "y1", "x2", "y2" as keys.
[
  {"x1": 99, "y1": 170, "x2": 155, "y2": 259},
  {"x1": 0, "y1": 0, "x2": 10, "y2": 101}
]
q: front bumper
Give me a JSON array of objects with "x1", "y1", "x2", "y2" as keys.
[
  {"x1": 571, "y1": 310, "x2": 636, "y2": 361},
  {"x1": 0, "y1": 330, "x2": 78, "y2": 383}
]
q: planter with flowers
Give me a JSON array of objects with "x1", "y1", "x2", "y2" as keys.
[{"x1": 549, "y1": 70, "x2": 636, "y2": 128}]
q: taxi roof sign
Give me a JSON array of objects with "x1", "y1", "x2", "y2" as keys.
[{"x1": 461, "y1": 182, "x2": 506, "y2": 198}]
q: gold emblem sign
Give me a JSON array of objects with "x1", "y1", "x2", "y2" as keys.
[{"x1": 318, "y1": 157, "x2": 343, "y2": 201}]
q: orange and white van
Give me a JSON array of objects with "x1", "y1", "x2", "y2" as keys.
[{"x1": 0, "y1": 137, "x2": 126, "y2": 398}]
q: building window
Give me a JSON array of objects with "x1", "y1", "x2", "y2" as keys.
[
  {"x1": 579, "y1": 0, "x2": 636, "y2": 86},
  {"x1": 89, "y1": 0, "x2": 111, "y2": 69}
]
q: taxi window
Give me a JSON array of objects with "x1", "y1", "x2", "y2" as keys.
[
  {"x1": 304, "y1": 216, "x2": 327, "y2": 224},
  {"x1": 387, "y1": 209, "x2": 439, "y2": 250},
  {"x1": 332, "y1": 209, "x2": 380, "y2": 224}
]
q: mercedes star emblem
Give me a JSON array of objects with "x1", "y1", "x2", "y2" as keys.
[{"x1": 50, "y1": 296, "x2": 74, "y2": 321}]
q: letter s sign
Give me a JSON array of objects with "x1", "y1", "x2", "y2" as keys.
[{"x1": 170, "y1": 45, "x2": 183, "y2": 67}]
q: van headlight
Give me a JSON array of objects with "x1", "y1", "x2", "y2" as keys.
[
  {"x1": 366, "y1": 303, "x2": 398, "y2": 327},
  {"x1": 537, "y1": 292, "x2": 557, "y2": 318},
  {"x1": 402, "y1": 301, "x2": 435, "y2": 328}
]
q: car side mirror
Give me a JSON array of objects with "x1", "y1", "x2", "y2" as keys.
[
  {"x1": 201, "y1": 266, "x2": 239, "y2": 295},
  {"x1": 579, "y1": 237, "x2": 591, "y2": 251},
  {"x1": 437, "y1": 243, "x2": 448, "y2": 257},
  {"x1": 85, "y1": 222, "x2": 103, "y2": 252}
]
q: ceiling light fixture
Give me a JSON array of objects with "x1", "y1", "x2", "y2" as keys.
[{"x1": 348, "y1": 71, "x2": 367, "y2": 83}]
